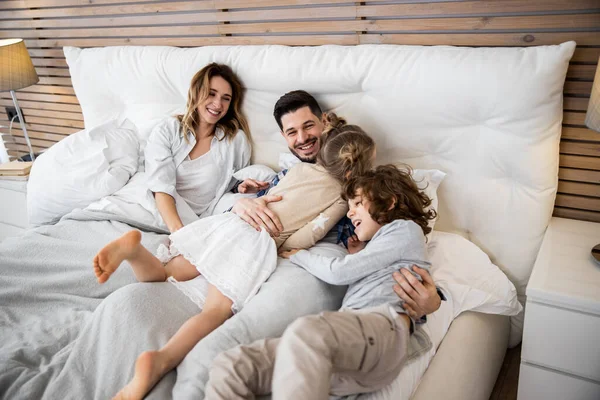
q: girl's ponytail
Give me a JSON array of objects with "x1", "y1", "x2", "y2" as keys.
[{"x1": 317, "y1": 114, "x2": 375, "y2": 182}]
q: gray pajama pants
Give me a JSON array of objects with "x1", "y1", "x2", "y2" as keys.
[{"x1": 205, "y1": 305, "x2": 410, "y2": 400}]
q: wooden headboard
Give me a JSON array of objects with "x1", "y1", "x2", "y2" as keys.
[{"x1": 0, "y1": 0, "x2": 598, "y2": 222}]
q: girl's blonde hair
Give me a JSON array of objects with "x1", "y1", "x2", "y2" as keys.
[
  {"x1": 317, "y1": 112, "x2": 375, "y2": 182},
  {"x1": 176, "y1": 63, "x2": 251, "y2": 143}
]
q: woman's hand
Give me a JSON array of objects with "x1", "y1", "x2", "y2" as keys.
[
  {"x1": 279, "y1": 248, "x2": 301, "y2": 258},
  {"x1": 238, "y1": 179, "x2": 270, "y2": 194},
  {"x1": 393, "y1": 266, "x2": 441, "y2": 320},
  {"x1": 231, "y1": 196, "x2": 284, "y2": 236},
  {"x1": 347, "y1": 235, "x2": 366, "y2": 254}
]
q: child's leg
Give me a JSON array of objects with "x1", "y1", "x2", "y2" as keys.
[
  {"x1": 94, "y1": 230, "x2": 167, "y2": 283},
  {"x1": 272, "y1": 311, "x2": 408, "y2": 400},
  {"x1": 206, "y1": 337, "x2": 281, "y2": 399},
  {"x1": 94, "y1": 230, "x2": 201, "y2": 284},
  {"x1": 113, "y1": 284, "x2": 234, "y2": 400}
]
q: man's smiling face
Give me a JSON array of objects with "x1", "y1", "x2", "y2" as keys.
[{"x1": 280, "y1": 106, "x2": 325, "y2": 163}]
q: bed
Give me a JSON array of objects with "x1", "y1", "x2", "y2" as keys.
[{"x1": 0, "y1": 42, "x2": 575, "y2": 399}]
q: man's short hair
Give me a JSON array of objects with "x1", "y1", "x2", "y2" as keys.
[{"x1": 273, "y1": 90, "x2": 323, "y2": 130}]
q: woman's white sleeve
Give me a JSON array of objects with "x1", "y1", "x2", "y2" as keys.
[{"x1": 145, "y1": 123, "x2": 177, "y2": 198}]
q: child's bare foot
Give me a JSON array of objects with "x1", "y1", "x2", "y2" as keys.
[
  {"x1": 93, "y1": 230, "x2": 142, "y2": 284},
  {"x1": 112, "y1": 351, "x2": 169, "y2": 400}
]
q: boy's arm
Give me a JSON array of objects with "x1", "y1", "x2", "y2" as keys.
[
  {"x1": 290, "y1": 238, "x2": 401, "y2": 285},
  {"x1": 279, "y1": 199, "x2": 348, "y2": 252}
]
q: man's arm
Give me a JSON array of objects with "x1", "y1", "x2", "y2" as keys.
[
  {"x1": 231, "y1": 196, "x2": 284, "y2": 236},
  {"x1": 393, "y1": 266, "x2": 443, "y2": 320}
]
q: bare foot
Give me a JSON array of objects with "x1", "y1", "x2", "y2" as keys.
[
  {"x1": 112, "y1": 351, "x2": 169, "y2": 400},
  {"x1": 93, "y1": 230, "x2": 142, "y2": 284}
]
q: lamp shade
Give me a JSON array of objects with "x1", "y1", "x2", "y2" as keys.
[
  {"x1": 0, "y1": 38, "x2": 39, "y2": 91},
  {"x1": 585, "y1": 58, "x2": 600, "y2": 132}
]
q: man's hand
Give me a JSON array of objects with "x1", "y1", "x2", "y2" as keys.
[
  {"x1": 231, "y1": 195, "x2": 284, "y2": 236},
  {"x1": 279, "y1": 248, "x2": 301, "y2": 258},
  {"x1": 238, "y1": 179, "x2": 270, "y2": 194},
  {"x1": 347, "y1": 235, "x2": 366, "y2": 254},
  {"x1": 393, "y1": 266, "x2": 441, "y2": 320}
]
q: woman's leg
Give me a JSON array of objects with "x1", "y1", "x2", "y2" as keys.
[
  {"x1": 114, "y1": 284, "x2": 234, "y2": 400},
  {"x1": 93, "y1": 230, "x2": 167, "y2": 283}
]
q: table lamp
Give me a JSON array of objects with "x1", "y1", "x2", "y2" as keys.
[
  {"x1": 584, "y1": 58, "x2": 600, "y2": 264},
  {"x1": 0, "y1": 38, "x2": 38, "y2": 161}
]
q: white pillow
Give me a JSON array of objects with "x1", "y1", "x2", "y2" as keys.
[
  {"x1": 27, "y1": 118, "x2": 139, "y2": 226},
  {"x1": 430, "y1": 231, "x2": 522, "y2": 316},
  {"x1": 233, "y1": 164, "x2": 277, "y2": 183}
]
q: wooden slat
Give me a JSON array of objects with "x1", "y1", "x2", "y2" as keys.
[
  {"x1": 563, "y1": 111, "x2": 587, "y2": 126},
  {"x1": 31, "y1": 58, "x2": 68, "y2": 68},
  {"x1": 33, "y1": 67, "x2": 72, "y2": 77},
  {"x1": 555, "y1": 193, "x2": 600, "y2": 211},
  {"x1": 558, "y1": 180, "x2": 600, "y2": 197},
  {"x1": 0, "y1": 0, "x2": 161, "y2": 9},
  {"x1": 0, "y1": 99, "x2": 81, "y2": 113},
  {"x1": 567, "y1": 64, "x2": 597, "y2": 80},
  {"x1": 7, "y1": 123, "x2": 80, "y2": 135},
  {"x1": 0, "y1": 116, "x2": 84, "y2": 129},
  {"x1": 24, "y1": 35, "x2": 360, "y2": 48},
  {"x1": 560, "y1": 154, "x2": 600, "y2": 170},
  {"x1": 564, "y1": 80, "x2": 593, "y2": 96},
  {"x1": 559, "y1": 167, "x2": 600, "y2": 184},
  {"x1": 7, "y1": 130, "x2": 68, "y2": 143},
  {"x1": 360, "y1": 32, "x2": 600, "y2": 46},
  {"x1": 38, "y1": 77, "x2": 73, "y2": 86},
  {"x1": 561, "y1": 141, "x2": 600, "y2": 157},
  {"x1": 564, "y1": 97, "x2": 590, "y2": 111},
  {"x1": 358, "y1": 0, "x2": 600, "y2": 18},
  {"x1": 561, "y1": 127, "x2": 600, "y2": 141},
  {"x1": 553, "y1": 207, "x2": 600, "y2": 223},
  {"x1": 1, "y1": 1, "x2": 215, "y2": 19},
  {"x1": 0, "y1": 92, "x2": 79, "y2": 104},
  {"x1": 572, "y1": 48, "x2": 600, "y2": 63},
  {"x1": 21, "y1": 85, "x2": 76, "y2": 96},
  {"x1": 12, "y1": 108, "x2": 83, "y2": 121}
]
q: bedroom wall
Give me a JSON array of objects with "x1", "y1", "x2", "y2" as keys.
[{"x1": 0, "y1": 0, "x2": 599, "y2": 222}]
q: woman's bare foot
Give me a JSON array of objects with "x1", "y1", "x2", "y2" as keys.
[
  {"x1": 112, "y1": 351, "x2": 170, "y2": 400},
  {"x1": 93, "y1": 230, "x2": 142, "y2": 284}
]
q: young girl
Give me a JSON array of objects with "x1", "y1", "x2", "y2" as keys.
[
  {"x1": 144, "y1": 63, "x2": 252, "y2": 233},
  {"x1": 92, "y1": 113, "x2": 375, "y2": 400},
  {"x1": 205, "y1": 164, "x2": 437, "y2": 400}
]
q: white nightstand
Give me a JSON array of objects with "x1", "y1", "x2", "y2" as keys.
[
  {"x1": 0, "y1": 178, "x2": 28, "y2": 241},
  {"x1": 517, "y1": 217, "x2": 600, "y2": 400}
]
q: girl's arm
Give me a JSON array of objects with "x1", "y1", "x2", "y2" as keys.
[{"x1": 278, "y1": 198, "x2": 348, "y2": 252}]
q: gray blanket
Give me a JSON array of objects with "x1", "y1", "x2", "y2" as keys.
[{"x1": 0, "y1": 209, "x2": 346, "y2": 399}]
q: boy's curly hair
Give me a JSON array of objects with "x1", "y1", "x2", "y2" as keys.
[{"x1": 342, "y1": 164, "x2": 437, "y2": 237}]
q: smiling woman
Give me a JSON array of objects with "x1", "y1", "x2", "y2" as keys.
[{"x1": 144, "y1": 63, "x2": 253, "y2": 233}]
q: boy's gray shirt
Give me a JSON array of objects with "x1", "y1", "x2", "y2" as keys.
[{"x1": 291, "y1": 219, "x2": 430, "y2": 313}]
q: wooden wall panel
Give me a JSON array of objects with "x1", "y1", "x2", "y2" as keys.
[{"x1": 0, "y1": 0, "x2": 599, "y2": 222}]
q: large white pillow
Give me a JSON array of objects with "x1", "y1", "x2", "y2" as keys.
[{"x1": 27, "y1": 118, "x2": 139, "y2": 226}]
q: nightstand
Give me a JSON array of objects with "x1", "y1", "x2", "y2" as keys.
[
  {"x1": 517, "y1": 217, "x2": 600, "y2": 400},
  {"x1": 0, "y1": 178, "x2": 28, "y2": 241}
]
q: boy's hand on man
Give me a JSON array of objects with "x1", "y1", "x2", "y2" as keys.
[
  {"x1": 279, "y1": 248, "x2": 300, "y2": 258},
  {"x1": 347, "y1": 235, "x2": 366, "y2": 254},
  {"x1": 238, "y1": 179, "x2": 270, "y2": 194}
]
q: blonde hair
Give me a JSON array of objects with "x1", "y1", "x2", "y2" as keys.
[
  {"x1": 317, "y1": 112, "x2": 375, "y2": 182},
  {"x1": 176, "y1": 63, "x2": 251, "y2": 143}
]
